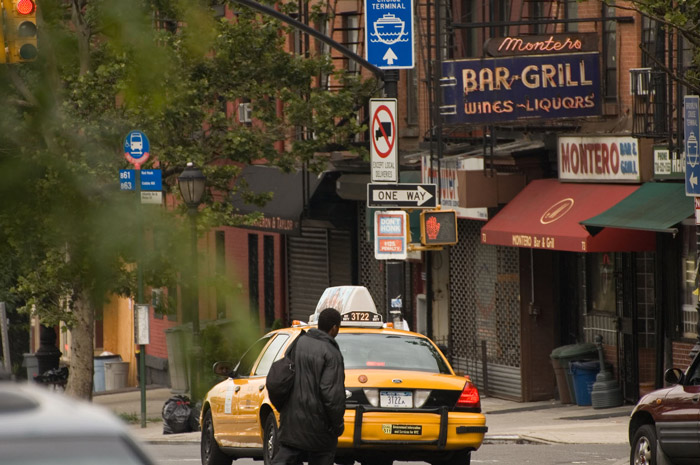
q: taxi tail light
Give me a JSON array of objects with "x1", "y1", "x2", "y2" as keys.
[{"x1": 455, "y1": 380, "x2": 480, "y2": 409}]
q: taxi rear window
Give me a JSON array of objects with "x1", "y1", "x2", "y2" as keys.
[{"x1": 336, "y1": 333, "x2": 450, "y2": 374}]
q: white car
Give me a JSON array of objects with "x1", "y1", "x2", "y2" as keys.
[{"x1": 0, "y1": 381, "x2": 156, "y2": 465}]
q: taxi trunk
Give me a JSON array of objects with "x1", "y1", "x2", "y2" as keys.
[{"x1": 337, "y1": 369, "x2": 486, "y2": 460}]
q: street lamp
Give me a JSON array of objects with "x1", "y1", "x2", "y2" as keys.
[
  {"x1": 178, "y1": 163, "x2": 207, "y2": 210},
  {"x1": 177, "y1": 162, "x2": 206, "y2": 401}
]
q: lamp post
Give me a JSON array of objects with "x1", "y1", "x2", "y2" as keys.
[{"x1": 178, "y1": 162, "x2": 206, "y2": 401}]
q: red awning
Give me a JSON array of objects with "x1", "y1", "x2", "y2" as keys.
[{"x1": 481, "y1": 179, "x2": 655, "y2": 252}]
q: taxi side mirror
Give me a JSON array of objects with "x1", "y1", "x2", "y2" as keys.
[
  {"x1": 664, "y1": 368, "x2": 684, "y2": 385},
  {"x1": 213, "y1": 361, "x2": 235, "y2": 378}
]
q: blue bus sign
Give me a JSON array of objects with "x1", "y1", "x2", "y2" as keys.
[
  {"x1": 140, "y1": 169, "x2": 162, "y2": 191},
  {"x1": 685, "y1": 95, "x2": 700, "y2": 196},
  {"x1": 124, "y1": 130, "x2": 150, "y2": 168},
  {"x1": 365, "y1": 0, "x2": 414, "y2": 69},
  {"x1": 119, "y1": 169, "x2": 135, "y2": 191}
]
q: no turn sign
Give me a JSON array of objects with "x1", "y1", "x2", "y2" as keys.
[{"x1": 370, "y1": 98, "x2": 398, "y2": 182}]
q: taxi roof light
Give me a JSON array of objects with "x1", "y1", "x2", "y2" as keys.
[
  {"x1": 456, "y1": 380, "x2": 481, "y2": 409},
  {"x1": 309, "y1": 286, "x2": 383, "y2": 327}
]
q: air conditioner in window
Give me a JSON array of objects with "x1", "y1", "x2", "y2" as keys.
[
  {"x1": 630, "y1": 68, "x2": 652, "y2": 96},
  {"x1": 238, "y1": 102, "x2": 252, "y2": 123}
]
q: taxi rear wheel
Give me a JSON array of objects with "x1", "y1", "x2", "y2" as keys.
[
  {"x1": 431, "y1": 450, "x2": 471, "y2": 465},
  {"x1": 263, "y1": 414, "x2": 279, "y2": 465},
  {"x1": 201, "y1": 409, "x2": 232, "y2": 465},
  {"x1": 360, "y1": 460, "x2": 392, "y2": 465}
]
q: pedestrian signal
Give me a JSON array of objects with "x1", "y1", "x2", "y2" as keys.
[
  {"x1": 420, "y1": 210, "x2": 458, "y2": 246},
  {"x1": 2, "y1": 0, "x2": 38, "y2": 63}
]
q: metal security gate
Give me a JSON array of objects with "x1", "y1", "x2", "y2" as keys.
[
  {"x1": 287, "y1": 227, "x2": 353, "y2": 323},
  {"x1": 358, "y1": 207, "x2": 386, "y2": 316},
  {"x1": 449, "y1": 219, "x2": 522, "y2": 400}
]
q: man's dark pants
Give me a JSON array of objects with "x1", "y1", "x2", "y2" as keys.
[{"x1": 272, "y1": 443, "x2": 336, "y2": 465}]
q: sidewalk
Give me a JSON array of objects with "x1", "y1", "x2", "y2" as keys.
[{"x1": 92, "y1": 386, "x2": 632, "y2": 446}]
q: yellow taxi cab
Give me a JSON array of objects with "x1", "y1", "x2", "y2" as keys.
[{"x1": 200, "y1": 286, "x2": 487, "y2": 465}]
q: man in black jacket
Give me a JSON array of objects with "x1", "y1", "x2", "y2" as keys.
[{"x1": 273, "y1": 307, "x2": 345, "y2": 465}]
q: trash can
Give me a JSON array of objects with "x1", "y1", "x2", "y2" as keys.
[
  {"x1": 105, "y1": 361, "x2": 129, "y2": 391},
  {"x1": 165, "y1": 324, "x2": 193, "y2": 394},
  {"x1": 94, "y1": 354, "x2": 122, "y2": 392},
  {"x1": 550, "y1": 346, "x2": 573, "y2": 404},
  {"x1": 570, "y1": 360, "x2": 600, "y2": 406},
  {"x1": 23, "y1": 353, "x2": 39, "y2": 381},
  {"x1": 556, "y1": 343, "x2": 598, "y2": 404}
]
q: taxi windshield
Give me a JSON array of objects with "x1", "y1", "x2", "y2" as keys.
[{"x1": 336, "y1": 333, "x2": 451, "y2": 374}]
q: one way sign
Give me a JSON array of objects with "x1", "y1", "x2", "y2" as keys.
[{"x1": 367, "y1": 183, "x2": 437, "y2": 208}]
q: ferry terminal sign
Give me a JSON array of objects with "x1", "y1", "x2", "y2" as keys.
[{"x1": 441, "y1": 52, "x2": 601, "y2": 124}]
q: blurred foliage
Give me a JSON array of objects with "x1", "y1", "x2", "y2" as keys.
[
  {"x1": 199, "y1": 319, "x2": 258, "y2": 391},
  {"x1": 0, "y1": 0, "x2": 377, "y2": 396}
]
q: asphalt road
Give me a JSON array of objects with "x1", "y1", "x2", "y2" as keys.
[{"x1": 145, "y1": 442, "x2": 630, "y2": 465}]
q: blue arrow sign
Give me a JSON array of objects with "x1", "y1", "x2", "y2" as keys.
[
  {"x1": 685, "y1": 95, "x2": 700, "y2": 196},
  {"x1": 365, "y1": 0, "x2": 414, "y2": 69}
]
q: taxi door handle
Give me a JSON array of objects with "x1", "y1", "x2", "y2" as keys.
[
  {"x1": 259, "y1": 384, "x2": 265, "y2": 391},
  {"x1": 234, "y1": 386, "x2": 241, "y2": 393},
  {"x1": 693, "y1": 395, "x2": 700, "y2": 403}
]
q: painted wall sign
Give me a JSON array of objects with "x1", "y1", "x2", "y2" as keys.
[
  {"x1": 441, "y1": 52, "x2": 601, "y2": 124},
  {"x1": 421, "y1": 154, "x2": 488, "y2": 220},
  {"x1": 484, "y1": 33, "x2": 598, "y2": 57},
  {"x1": 558, "y1": 135, "x2": 642, "y2": 182}
]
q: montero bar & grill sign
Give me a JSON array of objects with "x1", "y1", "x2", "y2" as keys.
[{"x1": 441, "y1": 52, "x2": 600, "y2": 124}]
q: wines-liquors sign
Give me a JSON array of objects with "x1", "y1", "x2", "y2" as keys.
[{"x1": 441, "y1": 52, "x2": 601, "y2": 124}]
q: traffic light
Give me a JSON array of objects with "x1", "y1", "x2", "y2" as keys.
[
  {"x1": 420, "y1": 209, "x2": 458, "y2": 246},
  {"x1": 2, "y1": 0, "x2": 38, "y2": 63}
]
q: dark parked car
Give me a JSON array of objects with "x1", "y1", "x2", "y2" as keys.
[{"x1": 628, "y1": 352, "x2": 700, "y2": 465}]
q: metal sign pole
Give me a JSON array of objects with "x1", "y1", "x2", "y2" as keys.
[
  {"x1": 137, "y1": 168, "x2": 147, "y2": 428},
  {"x1": 0, "y1": 303, "x2": 10, "y2": 374}
]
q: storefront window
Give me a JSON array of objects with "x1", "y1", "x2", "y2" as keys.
[
  {"x1": 682, "y1": 224, "x2": 698, "y2": 339},
  {"x1": 589, "y1": 253, "x2": 616, "y2": 313}
]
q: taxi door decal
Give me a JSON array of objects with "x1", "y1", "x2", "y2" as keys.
[{"x1": 225, "y1": 384, "x2": 235, "y2": 414}]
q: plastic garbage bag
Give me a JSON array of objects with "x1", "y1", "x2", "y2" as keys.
[{"x1": 162, "y1": 395, "x2": 193, "y2": 434}]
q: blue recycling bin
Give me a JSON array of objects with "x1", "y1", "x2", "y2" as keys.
[{"x1": 569, "y1": 360, "x2": 600, "y2": 406}]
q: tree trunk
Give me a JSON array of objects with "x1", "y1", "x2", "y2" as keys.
[{"x1": 64, "y1": 294, "x2": 94, "y2": 400}]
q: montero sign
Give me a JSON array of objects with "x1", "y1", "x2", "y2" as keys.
[
  {"x1": 441, "y1": 52, "x2": 601, "y2": 124},
  {"x1": 558, "y1": 135, "x2": 646, "y2": 182},
  {"x1": 484, "y1": 33, "x2": 598, "y2": 57}
]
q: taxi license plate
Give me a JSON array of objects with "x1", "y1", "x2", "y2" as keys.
[{"x1": 380, "y1": 390, "x2": 412, "y2": 408}]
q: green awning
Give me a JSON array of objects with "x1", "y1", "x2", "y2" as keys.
[{"x1": 581, "y1": 182, "x2": 692, "y2": 235}]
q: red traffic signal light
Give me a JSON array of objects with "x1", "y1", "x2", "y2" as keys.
[
  {"x1": 420, "y1": 210, "x2": 458, "y2": 246},
  {"x1": 2, "y1": 0, "x2": 38, "y2": 63},
  {"x1": 16, "y1": 0, "x2": 35, "y2": 15}
]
